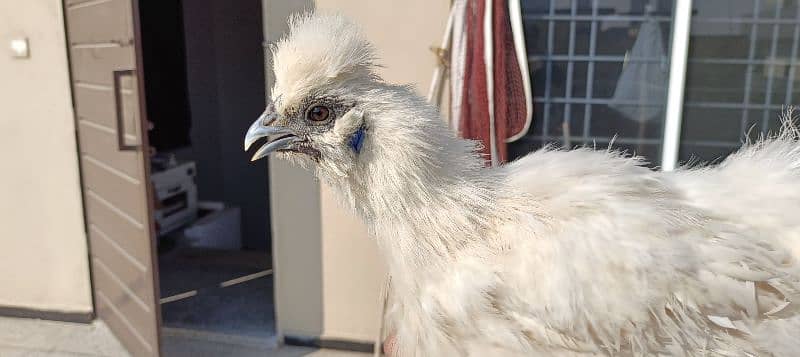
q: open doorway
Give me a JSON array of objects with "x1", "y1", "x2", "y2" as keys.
[{"x1": 137, "y1": 0, "x2": 275, "y2": 349}]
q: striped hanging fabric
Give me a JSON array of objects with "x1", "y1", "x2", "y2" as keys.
[{"x1": 451, "y1": 0, "x2": 532, "y2": 165}]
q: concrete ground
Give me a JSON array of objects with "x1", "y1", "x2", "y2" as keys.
[
  {"x1": 0, "y1": 316, "x2": 370, "y2": 357},
  {"x1": 0, "y1": 316, "x2": 126, "y2": 356}
]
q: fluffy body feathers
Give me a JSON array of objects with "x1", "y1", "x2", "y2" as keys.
[{"x1": 264, "y1": 14, "x2": 800, "y2": 356}]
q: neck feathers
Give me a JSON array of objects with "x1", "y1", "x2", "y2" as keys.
[{"x1": 330, "y1": 86, "x2": 506, "y2": 270}]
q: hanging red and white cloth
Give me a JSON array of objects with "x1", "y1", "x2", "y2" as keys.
[{"x1": 446, "y1": 0, "x2": 533, "y2": 166}]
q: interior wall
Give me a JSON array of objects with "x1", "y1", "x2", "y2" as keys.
[
  {"x1": 179, "y1": 0, "x2": 270, "y2": 250},
  {"x1": 265, "y1": 0, "x2": 449, "y2": 343},
  {"x1": 0, "y1": 0, "x2": 92, "y2": 313}
]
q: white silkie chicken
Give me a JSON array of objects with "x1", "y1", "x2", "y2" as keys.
[{"x1": 245, "y1": 14, "x2": 800, "y2": 356}]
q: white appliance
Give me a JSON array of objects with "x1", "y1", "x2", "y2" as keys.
[{"x1": 151, "y1": 160, "x2": 198, "y2": 235}]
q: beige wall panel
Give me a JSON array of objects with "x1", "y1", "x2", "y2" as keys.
[
  {"x1": 92, "y1": 259, "x2": 157, "y2": 347},
  {"x1": 84, "y1": 195, "x2": 150, "y2": 270},
  {"x1": 65, "y1": 0, "x2": 133, "y2": 45},
  {"x1": 88, "y1": 225, "x2": 151, "y2": 305},
  {"x1": 77, "y1": 121, "x2": 142, "y2": 177},
  {"x1": 81, "y1": 156, "x2": 147, "y2": 223},
  {"x1": 95, "y1": 291, "x2": 154, "y2": 357},
  {"x1": 314, "y1": 0, "x2": 449, "y2": 342},
  {"x1": 263, "y1": 0, "x2": 324, "y2": 340},
  {"x1": 0, "y1": 0, "x2": 92, "y2": 313},
  {"x1": 64, "y1": 0, "x2": 160, "y2": 352},
  {"x1": 266, "y1": 0, "x2": 449, "y2": 343},
  {"x1": 74, "y1": 86, "x2": 139, "y2": 137},
  {"x1": 70, "y1": 47, "x2": 136, "y2": 87}
]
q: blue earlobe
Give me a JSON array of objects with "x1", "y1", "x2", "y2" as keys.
[{"x1": 349, "y1": 126, "x2": 366, "y2": 153}]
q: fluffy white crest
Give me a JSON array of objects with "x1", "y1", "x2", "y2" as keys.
[{"x1": 271, "y1": 13, "x2": 378, "y2": 109}]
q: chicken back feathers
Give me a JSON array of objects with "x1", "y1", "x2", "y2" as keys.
[{"x1": 266, "y1": 14, "x2": 800, "y2": 357}]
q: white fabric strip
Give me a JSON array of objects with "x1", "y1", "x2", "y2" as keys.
[
  {"x1": 505, "y1": 0, "x2": 534, "y2": 142},
  {"x1": 450, "y1": 0, "x2": 469, "y2": 132},
  {"x1": 484, "y1": 0, "x2": 499, "y2": 166}
]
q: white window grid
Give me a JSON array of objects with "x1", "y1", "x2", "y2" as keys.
[{"x1": 518, "y1": 0, "x2": 800, "y2": 170}]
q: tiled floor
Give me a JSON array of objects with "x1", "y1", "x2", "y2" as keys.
[{"x1": 0, "y1": 316, "x2": 371, "y2": 357}]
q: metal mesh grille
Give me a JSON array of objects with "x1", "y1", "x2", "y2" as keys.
[
  {"x1": 680, "y1": 0, "x2": 800, "y2": 162},
  {"x1": 511, "y1": 0, "x2": 800, "y2": 165},
  {"x1": 511, "y1": 0, "x2": 675, "y2": 165}
]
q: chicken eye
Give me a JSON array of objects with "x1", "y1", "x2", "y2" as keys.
[{"x1": 307, "y1": 105, "x2": 331, "y2": 122}]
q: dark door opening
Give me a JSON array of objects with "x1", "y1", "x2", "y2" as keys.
[{"x1": 137, "y1": 0, "x2": 276, "y2": 351}]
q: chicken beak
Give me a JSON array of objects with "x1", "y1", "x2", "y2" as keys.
[{"x1": 244, "y1": 108, "x2": 298, "y2": 161}]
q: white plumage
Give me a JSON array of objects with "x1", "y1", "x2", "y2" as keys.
[{"x1": 246, "y1": 14, "x2": 800, "y2": 356}]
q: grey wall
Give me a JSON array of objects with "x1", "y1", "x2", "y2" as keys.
[{"x1": 179, "y1": 0, "x2": 270, "y2": 251}]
